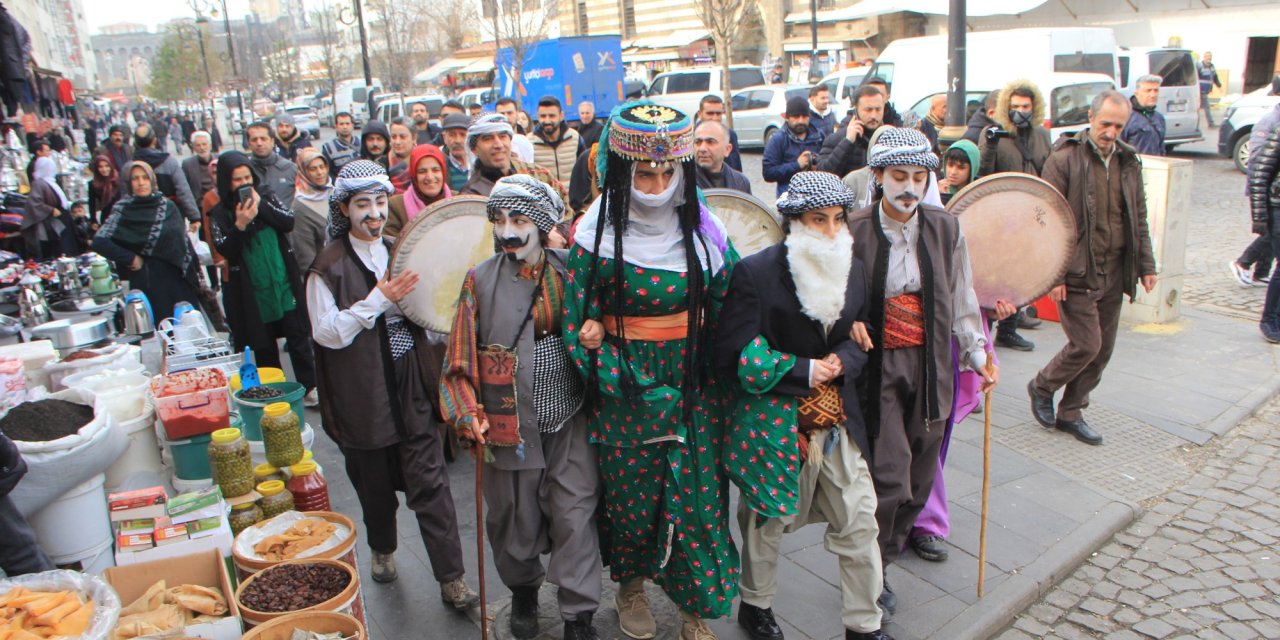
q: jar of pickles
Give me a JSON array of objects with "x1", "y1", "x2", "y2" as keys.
[
  {"x1": 256, "y1": 480, "x2": 295, "y2": 519},
  {"x1": 254, "y1": 462, "x2": 285, "y2": 485},
  {"x1": 229, "y1": 502, "x2": 264, "y2": 536},
  {"x1": 209, "y1": 428, "x2": 253, "y2": 498},
  {"x1": 261, "y1": 402, "x2": 303, "y2": 468}
]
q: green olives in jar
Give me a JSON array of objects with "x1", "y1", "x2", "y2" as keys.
[
  {"x1": 229, "y1": 501, "x2": 264, "y2": 536},
  {"x1": 261, "y1": 402, "x2": 303, "y2": 468},
  {"x1": 209, "y1": 428, "x2": 253, "y2": 498},
  {"x1": 256, "y1": 480, "x2": 295, "y2": 520}
]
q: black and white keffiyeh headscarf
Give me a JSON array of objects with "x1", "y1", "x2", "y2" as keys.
[
  {"x1": 775, "y1": 171, "x2": 856, "y2": 219},
  {"x1": 328, "y1": 159, "x2": 394, "y2": 238},
  {"x1": 467, "y1": 113, "x2": 514, "y2": 151},
  {"x1": 867, "y1": 126, "x2": 940, "y2": 171},
  {"x1": 486, "y1": 174, "x2": 564, "y2": 233}
]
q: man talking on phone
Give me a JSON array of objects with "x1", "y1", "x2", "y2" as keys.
[
  {"x1": 818, "y1": 86, "x2": 886, "y2": 179},
  {"x1": 763, "y1": 96, "x2": 825, "y2": 196}
]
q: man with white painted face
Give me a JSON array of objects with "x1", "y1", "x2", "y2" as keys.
[
  {"x1": 306, "y1": 160, "x2": 482, "y2": 611},
  {"x1": 441, "y1": 175, "x2": 601, "y2": 640},
  {"x1": 718, "y1": 171, "x2": 890, "y2": 640},
  {"x1": 846, "y1": 127, "x2": 995, "y2": 620}
]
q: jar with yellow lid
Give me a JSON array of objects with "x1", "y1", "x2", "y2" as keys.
[
  {"x1": 261, "y1": 402, "x2": 303, "y2": 468},
  {"x1": 254, "y1": 462, "x2": 285, "y2": 485},
  {"x1": 256, "y1": 480, "x2": 295, "y2": 519},
  {"x1": 286, "y1": 461, "x2": 330, "y2": 511},
  {"x1": 229, "y1": 502, "x2": 264, "y2": 536},
  {"x1": 208, "y1": 428, "x2": 253, "y2": 498}
]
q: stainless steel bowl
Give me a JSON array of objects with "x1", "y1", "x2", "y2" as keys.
[{"x1": 29, "y1": 317, "x2": 111, "y2": 350}]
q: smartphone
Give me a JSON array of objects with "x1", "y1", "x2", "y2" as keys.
[{"x1": 236, "y1": 185, "x2": 253, "y2": 203}]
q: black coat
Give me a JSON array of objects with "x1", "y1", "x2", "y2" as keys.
[
  {"x1": 716, "y1": 243, "x2": 872, "y2": 458},
  {"x1": 695, "y1": 163, "x2": 752, "y2": 195}
]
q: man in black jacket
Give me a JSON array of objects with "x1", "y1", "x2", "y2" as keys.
[
  {"x1": 697, "y1": 95, "x2": 743, "y2": 172},
  {"x1": 693, "y1": 120, "x2": 751, "y2": 194},
  {"x1": 0, "y1": 432, "x2": 53, "y2": 576},
  {"x1": 817, "y1": 86, "x2": 885, "y2": 179},
  {"x1": 962, "y1": 90, "x2": 1001, "y2": 144}
]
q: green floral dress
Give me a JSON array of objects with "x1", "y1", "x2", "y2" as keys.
[
  {"x1": 725, "y1": 335, "x2": 805, "y2": 518},
  {"x1": 563, "y1": 242, "x2": 741, "y2": 618}
]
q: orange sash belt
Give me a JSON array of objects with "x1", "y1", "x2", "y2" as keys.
[
  {"x1": 883, "y1": 293, "x2": 926, "y2": 349},
  {"x1": 601, "y1": 311, "x2": 689, "y2": 341}
]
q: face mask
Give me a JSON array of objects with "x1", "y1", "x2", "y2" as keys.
[
  {"x1": 630, "y1": 166, "x2": 683, "y2": 210},
  {"x1": 1010, "y1": 110, "x2": 1032, "y2": 129}
]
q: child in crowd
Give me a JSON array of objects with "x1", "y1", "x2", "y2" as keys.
[{"x1": 938, "y1": 140, "x2": 980, "y2": 205}]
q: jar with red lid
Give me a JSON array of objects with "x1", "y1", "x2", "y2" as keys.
[{"x1": 286, "y1": 461, "x2": 330, "y2": 511}]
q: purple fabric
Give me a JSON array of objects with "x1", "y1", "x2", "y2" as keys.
[
  {"x1": 698, "y1": 203, "x2": 728, "y2": 255},
  {"x1": 910, "y1": 317, "x2": 995, "y2": 540}
]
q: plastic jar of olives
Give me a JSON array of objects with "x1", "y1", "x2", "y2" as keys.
[
  {"x1": 256, "y1": 480, "x2": 295, "y2": 520},
  {"x1": 254, "y1": 462, "x2": 285, "y2": 485},
  {"x1": 229, "y1": 501, "x2": 264, "y2": 537},
  {"x1": 261, "y1": 402, "x2": 303, "y2": 468},
  {"x1": 209, "y1": 427, "x2": 253, "y2": 498}
]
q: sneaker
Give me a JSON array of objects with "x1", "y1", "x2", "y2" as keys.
[
  {"x1": 1261, "y1": 322, "x2": 1280, "y2": 344},
  {"x1": 614, "y1": 581, "x2": 656, "y2": 639},
  {"x1": 1016, "y1": 309, "x2": 1042, "y2": 330},
  {"x1": 995, "y1": 332, "x2": 1035, "y2": 352},
  {"x1": 440, "y1": 577, "x2": 481, "y2": 611},
  {"x1": 909, "y1": 535, "x2": 949, "y2": 562},
  {"x1": 1255, "y1": 274, "x2": 1272, "y2": 287},
  {"x1": 1229, "y1": 261, "x2": 1253, "y2": 287},
  {"x1": 304, "y1": 388, "x2": 319, "y2": 407},
  {"x1": 371, "y1": 551, "x2": 397, "y2": 583},
  {"x1": 679, "y1": 612, "x2": 718, "y2": 640}
]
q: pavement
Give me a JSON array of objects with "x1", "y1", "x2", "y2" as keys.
[{"x1": 295, "y1": 130, "x2": 1280, "y2": 639}]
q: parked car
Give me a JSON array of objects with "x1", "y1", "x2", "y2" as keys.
[
  {"x1": 647, "y1": 65, "x2": 765, "y2": 117},
  {"x1": 1219, "y1": 85, "x2": 1280, "y2": 173},
  {"x1": 281, "y1": 104, "x2": 321, "y2": 139},
  {"x1": 1117, "y1": 47, "x2": 1203, "y2": 150},
  {"x1": 729, "y1": 84, "x2": 813, "y2": 149},
  {"x1": 459, "y1": 87, "x2": 498, "y2": 111},
  {"x1": 818, "y1": 67, "x2": 872, "y2": 114}
]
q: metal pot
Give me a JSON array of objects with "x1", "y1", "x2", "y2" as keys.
[
  {"x1": 29, "y1": 317, "x2": 111, "y2": 350},
  {"x1": 121, "y1": 297, "x2": 155, "y2": 337}
]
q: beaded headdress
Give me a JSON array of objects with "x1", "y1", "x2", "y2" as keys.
[{"x1": 605, "y1": 102, "x2": 695, "y2": 165}]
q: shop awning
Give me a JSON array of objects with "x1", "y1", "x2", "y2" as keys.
[
  {"x1": 414, "y1": 58, "x2": 464, "y2": 84},
  {"x1": 784, "y1": 0, "x2": 1046, "y2": 23},
  {"x1": 622, "y1": 47, "x2": 682, "y2": 63},
  {"x1": 456, "y1": 57, "x2": 495, "y2": 75},
  {"x1": 625, "y1": 29, "x2": 709, "y2": 50},
  {"x1": 782, "y1": 40, "x2": 847, "y2": 53}
]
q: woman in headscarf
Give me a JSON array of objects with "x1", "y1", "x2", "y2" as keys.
[
  {"x1": 207, "y1": 150, "x2": 317, "y2": 404},
  {"x1": 386, "y1": 144, "x2": 451, "y2": 237},
  {"x1": 21, "y1": 156, "x2": 76, "y2": 260},
  {"x1": 92, "y1": 161, "x2": 200, "y2": 319},
  {"x1": 290, "y1": 147, "x2": 332, "y2": 271},
  {"x1": 88, "y1": 155, "x2": 119, "y2": 227}
]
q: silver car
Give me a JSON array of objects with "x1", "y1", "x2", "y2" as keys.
[
  {"x1": 730, "y1": 85, "x2": 814, "y2": 149},
  {"x1": 282, "y1": 105, "x2": 322, "y2": 139}
]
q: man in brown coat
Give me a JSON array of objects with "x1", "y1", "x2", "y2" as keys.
[{"x1": 1028, "y1": 90, "x2": 1157, "y2": 446}]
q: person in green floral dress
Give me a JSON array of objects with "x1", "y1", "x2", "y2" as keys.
[{"x1": 564, "y1": 102, "x2": 740, "y2": 640}]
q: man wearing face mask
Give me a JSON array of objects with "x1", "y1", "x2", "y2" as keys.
[
  {"x1": 718, "y1": 171, "x2": 891, "y2": 640},
  {"x1": 847, "y1": 127, "x2": 995, "y2": 620},
  {"x1": 307, "y1": 160, "x2": 482, "y2": 609},
  {"x1": 763, "y1": 96, "x2": 825, "y2": 197},
  {"x1": 441, "y1": 175, "x2": 601, "y2": 640},
  {"x1": 978, "y1": 79, "x2": 1053, "y2": 353}
]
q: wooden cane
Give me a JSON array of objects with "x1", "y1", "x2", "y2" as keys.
[
  {"x1": 977, "y1": 351, "x2": 994, "y2": 598},
  {"x1": 475, "y1": 444, "x2": 488, "y2": 640}
]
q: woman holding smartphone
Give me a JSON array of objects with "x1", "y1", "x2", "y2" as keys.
[
  {"x1": 207, "y1": 150, "x2": 317, "y2": 404},
  {"x1": 93, "y1": 161, "x2": 201, "y2": 320}
]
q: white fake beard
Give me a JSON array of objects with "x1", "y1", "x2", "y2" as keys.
[{"x1": 785, "y1": 222, "x2": 853, "y2": 333}]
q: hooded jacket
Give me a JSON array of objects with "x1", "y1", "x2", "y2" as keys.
[
  {"x1": 979, "y1": 79, "x2": 1052, "y2": 178},
  {"x1": 763, "y1": 125, "x2": 825, "y2": 196},
  {"x1": 1121, "y1": 96, "x2": 1167, "y2": 156},
  {"x1": 962, "y1": 108, "x2": 997, "y2": 144},
  {"x1": 275, "y1": 127, "x2": 313, "y2": 162},
  {"x1": 942, "y1": 139, "x2": 981, "y2": 204},
  {"x1": 131, "y1": 146, "x2": 201, "y2": 222},
  {"x1": 248, "y1": 149, "x2": 297, "y2": 209},
  {"x1": 360, "y1": 119, "x2": 391, "y2": 165}
]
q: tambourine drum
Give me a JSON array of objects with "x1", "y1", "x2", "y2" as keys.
[
  {"x1": 703, "y1": 189, "x2": 784, "y2": 258},
  {"x1": 946, "y1": 174, "x2": 1076, "y2": 309},
  {"x1": 389, "y1": 196, "x2": 494, "y2": 333}
]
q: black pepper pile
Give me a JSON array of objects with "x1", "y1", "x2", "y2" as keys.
[
  {"x1": 0, "y1": 399, "x2": 95, "y2": 442},
  {"x1": 239, "y1": 563, "x2": 350, "y2": 613},
  {"x1": 238, "y1": 386, "x2": 285, "y2": 400}
]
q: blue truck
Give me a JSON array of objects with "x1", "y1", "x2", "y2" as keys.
[{"x1": 494, "y1": 35, "x2": 625, "y2": 122}]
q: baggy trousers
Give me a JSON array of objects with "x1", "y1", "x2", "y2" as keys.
[
  {"x1": 871, "y1": 346, "x2": 946, "y2": 566},
  {"x1": 483, "y1": 421, "x2": 603, "y2": 619},
  {"x1": 738, "y1": 427, "x2": 883, "y2": 633},
  {"x1": 339, "y1": 350, "x2": 465, "y2": 584},
  {"x1": 1034, "y1": 272, "x2": 1124, "y2": 422}
]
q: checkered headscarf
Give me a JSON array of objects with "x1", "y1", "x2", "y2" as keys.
[
  {"x1": 867, "y1": 126, "x2": 939, "y2": 170},
  {"x1": 467, "y1": 113, "x2": 513, "y2": 150},
  {"x1": 775, "y1": 171, "x2": 856, "y2": 219},
  {"x1": 486, "y1": 174, "x2": 564, "y2": 233},
  {"x1": 328, "y1": 159, "x2": 394, "y2": 238}
]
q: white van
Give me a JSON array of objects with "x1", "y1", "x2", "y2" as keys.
[
  {"x1": 903, "y1": 72, "x2": 1116, "y2": 141},
  {"x1": 1117, "y1": 47, "x2": 1202, "y2": 149},
  {"x1": 868, "y1": 28, "x2": 1118, "y2": 124},
  {"x1": 334, "y1": 77, "x2": 383, "y2": 126},
  {"x1": 374, "y1": 94, "x2": 447, "y2": 126},
  {"x1": 818, "y1": 67, "x2": 872, "y2": 114},
  {"x1": 647, "y1": 65, "x2": 765, "y2": 117}
]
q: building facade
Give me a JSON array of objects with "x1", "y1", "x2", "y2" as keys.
[{"x1": 8, "y1": 0, "x2": 98, "y2": 89}]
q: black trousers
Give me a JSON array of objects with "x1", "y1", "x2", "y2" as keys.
[
  {"x1": 1238, "y1": 235, "x2": 1274, "y2": 278},
  {"x1": 248, "y1": 308, "x2": 317, "y2": 391},
  {"x1": 0, "y1": 495, "x2": 54, "y2": 576}
]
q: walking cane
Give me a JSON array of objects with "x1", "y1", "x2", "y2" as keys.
[
  {"x1": 474, "y1": 443, "x2": 488, "y2": 640},
  {"x1": 977, "y1": 351, "x2": 994, "y2": 598}
]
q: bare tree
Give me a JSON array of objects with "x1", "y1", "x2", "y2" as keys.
[
  {"x1": 694, "y1": 0, "x2": 757, "y2": 127},
  {"x1": 425, "y1": 0, "x2": 479, "y2": 55},
  {"x1": 487, "y1": 0, "x2": 549, "y2": 100},
  {"x1": 366, "y1": 0, "x2": 427, "y2": 91},
  {"x1": 312, "y1": 4, "x2": 346, "y2": 99},
  {"x1": 263, "y1": 40, "x2": 302, "y2": 99}
]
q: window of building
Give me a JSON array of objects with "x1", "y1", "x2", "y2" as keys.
[
  {"x1": 577, "y1": 1, "x2": 589, "y2": 35},
  {"x1": 621, "y1": 0, "x2": 637, "y2": 38}
]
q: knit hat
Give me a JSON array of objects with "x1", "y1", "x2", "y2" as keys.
[
  {"x1": 328, "y1": 159, "x2": 394, "y2": 238},
  {"x1": 785, "y1": 96, "x2": 810, "y2": 117},
  {"x1": 604, "y1": 102, "x2": 694, "y2": 164},
  {"x1": 275, "y1": 112, "x2": 295, "y2": 127},
  {"x1": 467, "y1": 113, "x2": 514, "y2": 150},
  {"x1": 867, "y1": 126, "x2": 939, "y2": 170},
  {"x1": 442, "y1": 113, "x2": 471, "y2": 131},
  {"x1": 486, "y1": 174, "x2": 564, "y2": 234},
  {"x1": 775, "y1": 171, "x2": 855, "y2": 219}
]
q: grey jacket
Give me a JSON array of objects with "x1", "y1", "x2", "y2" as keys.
[
  {"x1": 249, "y1": 151, "x2": 297, "y2": 210},
  {"x1": 132, "y1": 147, "x2": 201, "y2": 222}
]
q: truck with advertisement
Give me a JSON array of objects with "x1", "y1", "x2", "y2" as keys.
[{"x1": 494, "y1": 36, "x2": 625, "y2": 123}]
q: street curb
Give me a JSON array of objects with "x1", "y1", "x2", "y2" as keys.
[
  {"x1": 932, "y1": 500, "x2": 1139, "y2": 640},
  {"x1": 1202, "y1": 372, "x2": 1280, "y2": 437}
]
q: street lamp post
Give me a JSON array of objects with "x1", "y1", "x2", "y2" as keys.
[
  {"x1": 175, "y1": 20, "x2": 216, "y2": 115},
  {"x1": 338, "y1": 0, "x2": 375, "y2": 118},
  {"x1": 808, "y1": 0, "x2": 820, "y2": 83},
  {"x1": 216, "y1": 0, "x2": 246, "y2": 124},
  {"x1": 940, "y1": 0, "x2": 966, "y2": 149}
]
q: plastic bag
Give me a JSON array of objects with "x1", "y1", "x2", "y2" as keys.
[
  {"x1": 0, "y1": 569, "x2": 121, "y2": 640},
  {"x1": 233, "y1": 511, "x2": 352, "y2": 562},
  {"x1": 0, "y1": 355, "x2": 28, "y2": 414},
  {"x1": 44, "y1": 344, "x2": 140, "y2": 391},
  {"x1": 189, "y1": 231, "x2": 213, "y2": 267}
]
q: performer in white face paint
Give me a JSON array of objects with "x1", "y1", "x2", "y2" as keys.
[{"x1": 305, "y1": 160, "x2": 481, "y2": 611}]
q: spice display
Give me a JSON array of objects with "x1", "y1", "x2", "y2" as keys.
[
  {"x1": 112, "y1": 580, "x2": 229, "y2": 640},
  {"x1": 254, "y1": 463, "x2": 285, "y2": 485},
  {"x1": 238, "y1": 385, "x2": 285, "y2": 401},
  {"x1": 253, "y1": 517, "x2": 337, "y2": 561},
  {"x1": 0, "y1": 587, "x2": 95, "y2": 638},
  {"x1": 0, "y1": 398, "x2": 94, "y2": 442},
  {"x1": 286, "y1": 462, "x2": 330, "y2": 512},
  {"x1": 239, "y1": 563, "x2": 349, "y2": 613},
  {"x1": 229, "y1": 502, "x2": 265, "y2": 537},
  {"x1": 152, "y1": 367, "x2": 225, "y2": 396},
  {"x1": 208, "y1": 428, "x2": 253, "y2": 498},
  {"x1": 256, "y1": 481, "x2": 295, "y2": 520},
  {"x1": 261, "y1": 402, "x2": 303, "y2": 468},
  {"x1": 58, "y1": 349, "x2": 102, "y2": 362}
]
